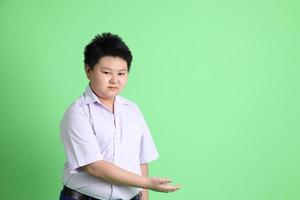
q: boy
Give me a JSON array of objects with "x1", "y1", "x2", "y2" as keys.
[{"x1": 59, "y1": 33, "x2": 180, "y2": 200}]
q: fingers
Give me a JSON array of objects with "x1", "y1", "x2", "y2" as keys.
[
  {"x1": 162, "y1": 184, "x2": 181, "y2": 193},
  {"x1": 168, "y1": 184, "x2": 181, "y2": 192},
  {"x1": 149, "y1": 177, "x2": 182, "y2": 193}
]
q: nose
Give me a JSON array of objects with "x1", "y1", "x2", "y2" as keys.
[{"x1": 109, "y1": 74, "x2": 118, "y2": 84}]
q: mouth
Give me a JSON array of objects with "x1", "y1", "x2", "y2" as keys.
[{"x1": 108, "y1": 87, "x2": 119, "y2": 90}]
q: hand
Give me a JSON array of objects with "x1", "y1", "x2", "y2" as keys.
[{"x1": 146, "y1": 177, "x2": 181, "y2": 193}]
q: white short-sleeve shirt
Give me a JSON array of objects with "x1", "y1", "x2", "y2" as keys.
[{"x1": 60, "y1": 85, "x2": 159, "y2": 200}]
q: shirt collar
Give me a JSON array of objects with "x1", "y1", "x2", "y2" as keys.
[{"x1": 83, "y1": 85, "x2": 99, "y2": 105}]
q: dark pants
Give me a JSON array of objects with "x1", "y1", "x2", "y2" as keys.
[
  {"x1": 59, "y1": 189, "x2": 141, "y2": 200},
  {"x1": 59, "y1": 190, "x2": 77, "y2": 200}
]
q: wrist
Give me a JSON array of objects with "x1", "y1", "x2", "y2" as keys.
[{"x1": 141, "y1": 177, "x2": 151, "y2": 189}]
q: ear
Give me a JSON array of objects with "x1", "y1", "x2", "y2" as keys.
[{"x1": 85, "y1": 64, "x2": 92, "y2": 79}]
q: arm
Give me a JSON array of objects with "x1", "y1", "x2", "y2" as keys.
[
  {"x1": 140, "y1": 164, "x2": 149, "y2": 200},
  {"x1": 82, "y1": 160, "x2": 180, "y2": 192}
]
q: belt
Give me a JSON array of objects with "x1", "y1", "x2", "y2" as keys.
[{"x1": 61, "y1": 186, "x2": 142, "y2": 200}]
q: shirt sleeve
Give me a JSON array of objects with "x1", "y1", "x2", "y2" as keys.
[
  {"x1": 60, "y1": 103, "x2": 103, "y2": 174},
  {"x1": 135, "y1": 106, "x2": 159, "y2": 164}
]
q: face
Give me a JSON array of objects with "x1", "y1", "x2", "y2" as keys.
[{"x1": 85, "y1": 56, "x2": 128, "y2": 103}]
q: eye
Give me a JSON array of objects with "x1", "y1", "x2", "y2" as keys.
[
  {"x1": 102, "y1": 71, "x2": 111, "y2": 75},
  {"x1": 118, "y1": 73, "x2": 126, "y2": 76}
]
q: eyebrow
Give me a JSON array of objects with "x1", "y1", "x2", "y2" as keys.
[{"x1": 101, "y1": 67, "x2": 128, "y2": 72}]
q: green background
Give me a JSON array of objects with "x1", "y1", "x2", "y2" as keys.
[{"x1": 0, "y1": 0, "x2": 299, "y2": 199}]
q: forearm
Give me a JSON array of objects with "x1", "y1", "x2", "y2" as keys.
[
  {"x1": 83, "y1": 160, "x2": 181, "y2": 193},
  {"x1": 140, "y1": 164, "x2": 149, "y2": 200},
  {"x1": 83, "y1": 160, "x2": 149, "y2": 188},
  {"x1": 141, "y1": 189, "x2": 148, "y2": 200}
]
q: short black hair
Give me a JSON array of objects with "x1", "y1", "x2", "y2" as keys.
[{"x1": 84, "y1": 32, "x2": 133, "y2": 72}]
